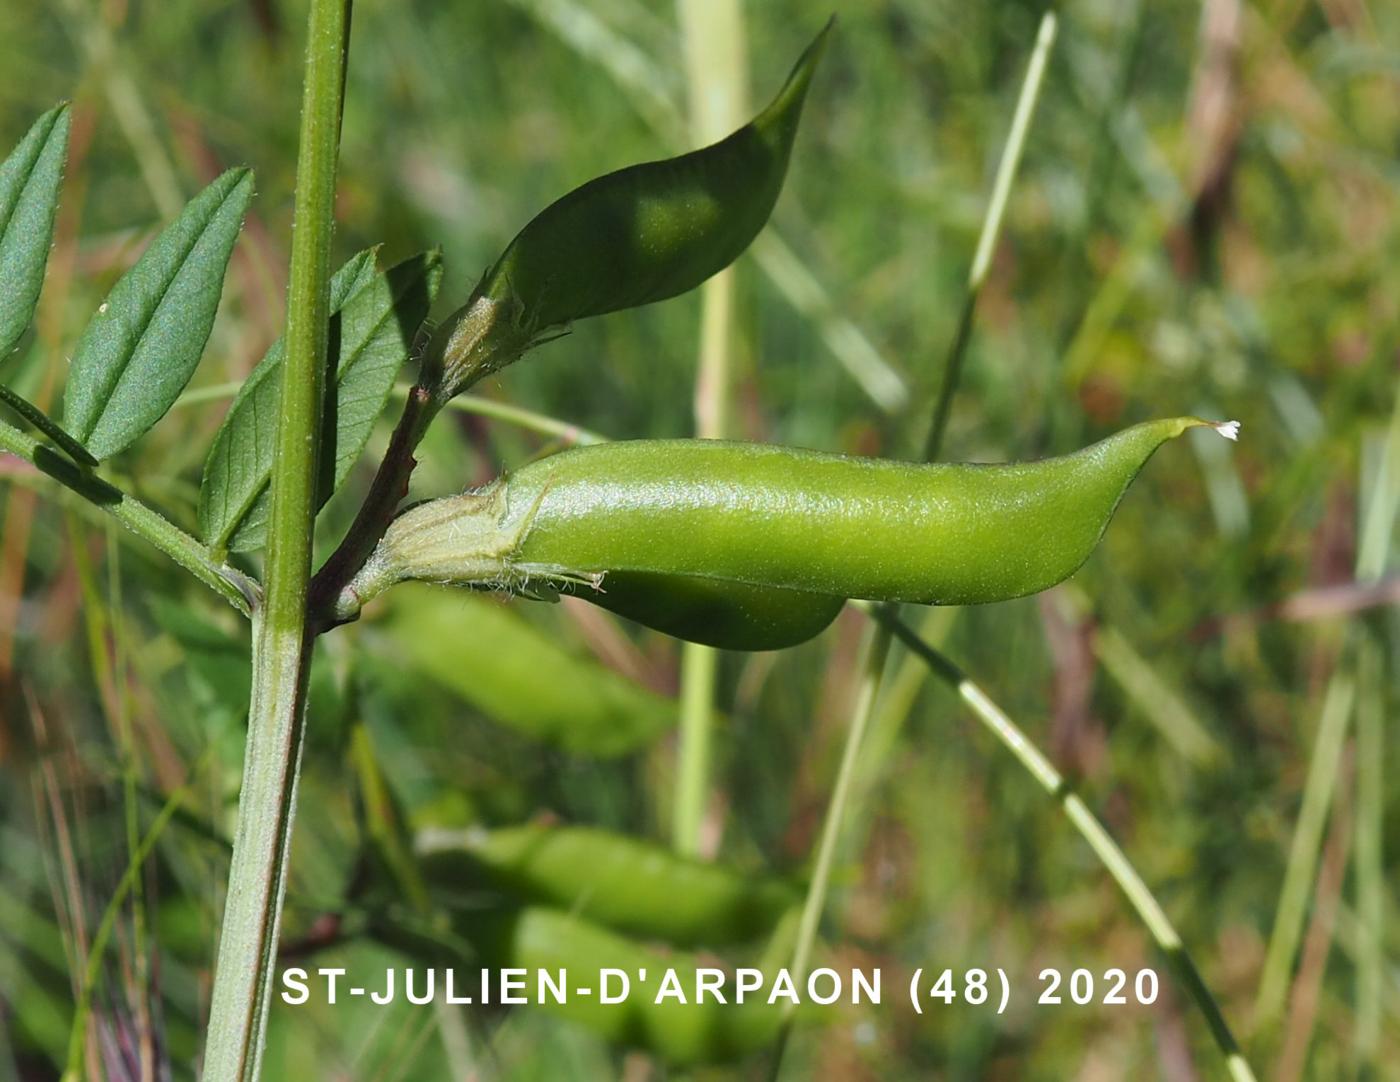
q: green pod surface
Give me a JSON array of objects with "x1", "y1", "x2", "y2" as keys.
[
  {"x1": 418, "y1": 822, "x2": 798, "y2": 948},
  {"x1": 584, "y1": 572, "x2": 844, "y2": 650},
  {"x1": 463, "y1": 906, "x2": 784, "y2": 1066},
  {"x1": 478, "y1": 22, "x2": 828, "y2": 332},
  {"x1": 376, "y1": 585, "x2": 675, "y2": 757},
  {"x1": 348, "y1": 418, "x2": 1236, "y2": 632}
]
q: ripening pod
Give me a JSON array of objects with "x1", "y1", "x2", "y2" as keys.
[
  {"x1": 426, "y1": 21, "x2": 832, "y2": 395},
  {"x1": 481, "y1": 20, "x2": 829, "y2": 329},
  {"x1": 339, "y1": 418, "x2": 1239, "y2": 649}
]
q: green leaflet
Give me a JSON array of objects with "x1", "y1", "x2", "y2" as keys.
[
  {"x1": 423, "y1": 22, "x2": 829, "y2": 396},
  {"x1": 198, "y1": 249, "x2": 441, "y2": 552},
  {"x1": 0, "y1": 101, "x2": 97, "y2": 475},
  {"x1": 349, "y1": 418, "x2": 1238, "y2": 644},
  {"x1": 315, "y1": 249, "x2": 441, "y2": 514},
  {"x1": 418, "y1": 822, "x2": 798, "y2": 948},
  {"x1": 198, "y1": 248, "x2": 376, "y2": 550},
  {"x1": 377, "y1": 586, "x2": 673, "y2": 757},
  {"x1": 63, "y1": 168, "x2": 254, "y2": 460},
  {"x1": 0, "y1": 104, "x2": 69, "y2": 360}
]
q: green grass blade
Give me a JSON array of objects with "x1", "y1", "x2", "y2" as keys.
[
  {"x1": 1092, "y1": 621, "x2": 1222, "y2": 765},
  {"x1": 923, "y1": 10, "x2": 1057, "y2": 462},
  {"x1": 1353, "y1": 634, "x2": 1383, "y2": 1069},
  {"x1": 1257, "y1": 381, "x2": 1400, "y2": 1031},
  {"x1": 673, "y1": 0, "x2": 748, "y2": 860},
  {"x1": 871, "y1": 605, "x2": 1258, "y2": 1082},
  {"x1": 1256, "y1": 673, "x2": 1355, "y2": 1026},
  {"x1": 60, "y1": 752, "x2": 210, "y2": 1082}
]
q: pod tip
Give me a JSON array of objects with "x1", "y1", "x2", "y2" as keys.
[{"x1": 1210, "y1": 420, "x2": 1241, "y2": 442}]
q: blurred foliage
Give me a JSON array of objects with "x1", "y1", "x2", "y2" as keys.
[{"x1": 1, "y1": 0, "x2": 1398, "y2": 1079}]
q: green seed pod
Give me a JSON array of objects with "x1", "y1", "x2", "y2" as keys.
[
  {"x1": 377, "y1": 586, "x2": 675, "y2": 757},
  {"x1": 418, "y1": 822, "x2": 798, "y2": 948},
  {"x1": 584, "y1": 572, "x2": 845, "y2": 650},
  {"x1": 341, "y1": 418, "x2": 1238, "y2": 640},
  {"x1": 484, "y1": 22, "x2": 826, "y2": 328},
  {"x1": 463, "y1": 906, "x2": 784, "y2": 1066},
  {"x1": 424, "y1": 22, "x2": 829, "y2": 396}
]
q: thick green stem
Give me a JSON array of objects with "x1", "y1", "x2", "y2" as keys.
[
  {"x1": 0, "y1": 416, "x2": 255, "y2": 614},
  {"x1": 203, "y1": 1, "x2": 350, "y2": 1078}
]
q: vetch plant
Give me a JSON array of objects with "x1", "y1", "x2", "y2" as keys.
[{"x1": 0, "y1": 6, "x2": 1258, "y2": 1080}]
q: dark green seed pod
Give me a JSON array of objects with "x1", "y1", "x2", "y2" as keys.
[
  {"x1": 582, "y1": 572, "x2": 845, "y2": 651},
  {"x1": 480, "y1": 21, "x2": 828, "y2": 330},
  {"x1": 424, "y1": 22, "x2": 830, "y2": 396}
]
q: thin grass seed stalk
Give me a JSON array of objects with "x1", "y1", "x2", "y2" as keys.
[{"x1": 338, "y1": 418, "x2": 1239, "y2": 647}]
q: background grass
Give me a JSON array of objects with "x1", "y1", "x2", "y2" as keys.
[{"x1": 1, "y1": 0, "x2": 1397, "y2": 1078}]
